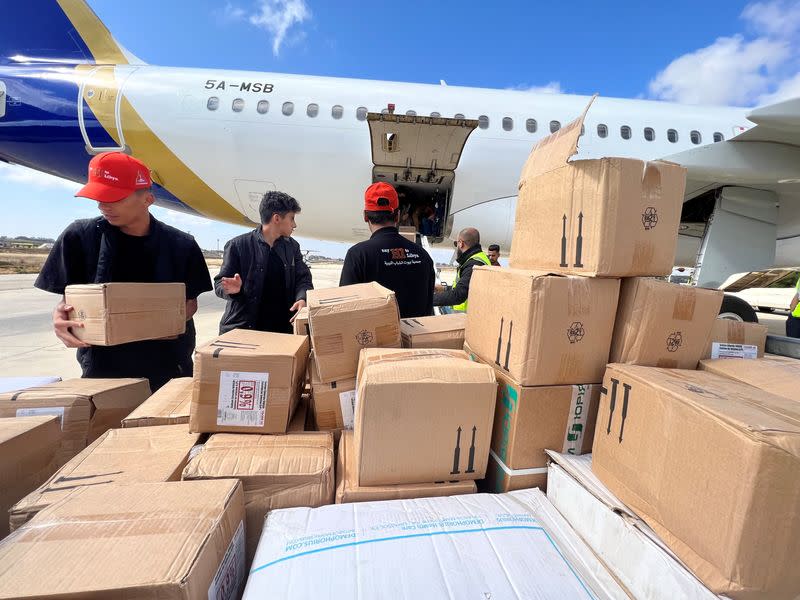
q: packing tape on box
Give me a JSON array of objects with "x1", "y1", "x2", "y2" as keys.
[{"x1": 490, "y1": 450, "x2": 548, "y2": 477}]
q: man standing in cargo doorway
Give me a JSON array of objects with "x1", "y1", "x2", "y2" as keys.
[
  {"x1": 35, "y1": 152, "x2": 213, "y2": 391},
  {"x1": 340, "y1": 182, "x2": 435, "y2": 318},
  {"x1": 434, "y1": 228, "x2": 491, "y2": 313},
  {"x1": 216, "y1": 191, "x2": 313, "y2": 334}
]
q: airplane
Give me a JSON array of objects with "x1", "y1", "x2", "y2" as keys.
[{"x1": 1, "y1": 0, "x2": 799, "y2": 323}]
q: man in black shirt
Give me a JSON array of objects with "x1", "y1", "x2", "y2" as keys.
[
  {"x1": 215, "y1": 192, "x2": 313, "y2": 334},
  {"x1": 340, "y1": 183, "x2": 435, "y2": 318},
  {"x1": 35, "y1": 152, "x2": 213, "y2": 391}
]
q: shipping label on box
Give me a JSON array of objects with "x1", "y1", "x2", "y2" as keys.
[
  {"x1": 509, "y1": 98, "x2": 686, "y2": 277},
  {"x1": 466, "y1": 267, "x2": 620, "y2": 386},
  {"x1": 610, "y1": 278, "x2": 723, "y2": 369},
  {"x1": 307, "y1": 282, "x2": 401, "y2": 383},
  {"x1": 702, "y1": 319, "x2": 767, "y2": 360},
  {"x1": 592, "y1": 363, "x2": 800, "y2": 598},
  {"x1": 66, "y1": 282, "x2": 186, "y2": 346},
  {"x1": 355, "y1": 348, "x2": 497, "y2": 486},
  {"x1": 191, "y1": 329, "x2": 308, "y2": 434}
]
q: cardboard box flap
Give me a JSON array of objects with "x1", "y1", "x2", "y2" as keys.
[
  {"x1": 184, "y1": 432, "x2": 333, "y2": 482},
  {"x1": 0, "y1": 415, "x2": 60, "y2": 444},
  {"x1": 0, "y1": 378, "x2": 149, "y2": 407},
  {"x1": 357, "y1": 348, "x2": 495, "y2": 385},
  {"x1": 307, "y1": 282, "x2": 395, "y2": 314},
  {"x1": 609, "y1": 365, "x2": 800, "y2": 457},
  {"x1": 1, "y1": 480, "x2": 242, "y2": 596},
  {"x1": 123, "y1": 377, "x2": 192, "y2": 423},
  {"x1": 699, "y1": 356, "x2": 798, "y2": 401},
  {"x1": 518, "y1": 97, "x2": 594, "y2": 184},
  {"x1": 67, "y1": 283, "x2": 186, "y2": 315},
  {"x1": 197, "y1": 329, "x2": 307, "y2": 358},
  {"x1": 400, "y1": 314, "x2": 467, "y2": 335}
]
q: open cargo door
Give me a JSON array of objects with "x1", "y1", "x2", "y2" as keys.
[{"x1": 367, "y1": 112, "x2": 478, "y2": 242}]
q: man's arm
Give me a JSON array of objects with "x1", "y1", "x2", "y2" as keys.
[
  {"x1": 434, "y1": 261, "x2": 474, "y2": 307},
  {"x1": 791, "y1": 292, "x2": 799, "y2": 312},
  {"x1": 214, "y1": 239, "x2": 245, "y2": 300},
  {"x1": 339, "y1": 246, "x2": 362, "y2": 287},
  {"x1": 52, "y1": 298, "x2": 89, "y2": 348}
]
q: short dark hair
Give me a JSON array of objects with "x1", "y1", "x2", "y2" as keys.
[
  {"x1": 364, "y1": 209, "x2": 398, "y2": 226},
  {"x1": 259, "y1": 191, "x2": 301, "y2": 224},
  {"x1": 488, "y1": 244, "x2": 500, "y2": 252}
]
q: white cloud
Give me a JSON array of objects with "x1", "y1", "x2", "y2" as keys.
[
  {"x1": 0, "y1": 163, "x2": 81, "y2": 192},
  {"x1": 758, "y1": 71, "x2": 800, "y2": 103},
  {"x1": 648, "y1": 0, "x2": 800, "y2": 106},
  {"x1": 220, "y1": 0, "x2": 311, "y2": 56},
  {"x1": 510, "y1": 81, "x2": 564, "y2": 94}
]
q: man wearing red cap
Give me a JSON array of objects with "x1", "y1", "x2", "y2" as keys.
[
  {"x1": 340, "y1": 182, "x2": 435, "y2": 318},
  {"x1": 35, "y1": 152, "x2": 212, "y2": 391}
]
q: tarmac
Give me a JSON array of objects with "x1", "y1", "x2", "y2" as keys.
[{"x1": 0, "y1": 266, "x2": 789, "y2": 380}]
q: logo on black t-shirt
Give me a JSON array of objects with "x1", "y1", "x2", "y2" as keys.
[{"x1": 390, "y1": 248, "x2": 407, "y2": 260}]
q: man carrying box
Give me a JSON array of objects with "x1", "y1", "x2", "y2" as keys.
[
  {"x1": 35, "y1": 152, "x2": 212, "y2": 391},
  {"x1": 340, "y1": 182, "x2": 435, "y2": 318}
]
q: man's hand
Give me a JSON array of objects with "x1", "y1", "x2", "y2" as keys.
[
  {"x1": 290, "y1": 299, "x2": 306, "y2": 314},
  {"x1": 185, "y1": 298, "x2": 198, "y2": 320},
  {"x1": 434, "y1": 284, "x2": 446, "y2": 293},
  {"x1": 53, "y1": 302, "x2": 89, "y2": 348},
  {"x1": 221, "y1": 273, "x2": 242, "y2": 295}
]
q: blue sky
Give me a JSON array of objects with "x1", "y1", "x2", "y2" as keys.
[{"x1": 2, "y1": 0, "x2": 800, "y2": 258}]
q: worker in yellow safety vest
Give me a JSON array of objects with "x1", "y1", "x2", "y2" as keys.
[
  {"x1": 434, "y1": 227, "x2": 491, "y2": 313},
  {"x1": 787, "y1": 276, "x2": 800, "y2": 338}
]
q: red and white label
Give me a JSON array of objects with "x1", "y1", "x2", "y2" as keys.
[
  {"x1": 208, "y1": 520, "x2": 245, "y2": 600},
  {"x1": 217, "y1": 371, "x2": 268, "y2": 427}
]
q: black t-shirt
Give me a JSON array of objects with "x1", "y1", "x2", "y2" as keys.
[
  {"x1": 35, "y1": 216, "x2": 213, "y2": 391},
  {"x1": 339, "y1": 227, "x2": 435, "y2": 318},
  {"x1": 256, "y1": 249, "x2": 291, "y2": 334}
]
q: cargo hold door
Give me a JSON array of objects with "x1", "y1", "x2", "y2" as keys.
[{"x1": 367, "y1": 113, "x2": 478, "y2": 241}]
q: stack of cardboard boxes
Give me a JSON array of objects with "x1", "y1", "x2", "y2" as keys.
[{"x1": 465, "y1": 100, "x2": 691, "y2": 492}]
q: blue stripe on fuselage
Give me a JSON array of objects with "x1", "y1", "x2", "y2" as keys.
[{"x1": 0, "y1": 65, "x2": 201, "y2": 216}]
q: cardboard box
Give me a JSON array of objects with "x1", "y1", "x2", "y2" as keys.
[
  {"x1": 0, "y1": 480, "x2": 246, "y2": 600},
  {"x1": 121, "y1": 376, "x2": 192, "y2": 427},
  {"x1": 191, "y1": 329, "x2": 309, "y2": 434},
  {"x1": 336, "y1": 431, "x2": 476, "y2": 503},
  {"x1": 287, "y1": 393, "x2": 309, "y2": 432},
  {"x1": 702, "y1": 319, "x2": 768, "y2": 359},
  {"x1": 490, "y1": 364, "x2": 599, "y2": 473},
  {"x1": 292, "y1": 306, "x2": 310, "y2": 336},
  {"x1": 10, "y1": 424, "x2": 200, "y2": 531},
  {"x1": 485, "y1": 450, "x2": 547, "y2": 493},
  {"x1": 399, "y1": 226, "x2": 417, "y2": 243},
  {"x1": 0, "y1": 378, "x2": 151, "y2": 467},
  {"x1": 65, "y1": 282, "x2": 186, "y2": 345},
  {"x1": 592, "y1": 364, "x2": 800, "y2": 598},
  {"x1": 307, "y1": 282, "x2": 401, "y2": 383},
  {"x1": 309, "y1": 352, "x2": 357, "y2": 430},
  {"x1": 355, "y1": 348, "x2": 496, "y2": 486},
  {"x1": 400, "y1": 313, "x2": 467, "y2": 349},
  {"x1": 465, "y1": 267, "x2": 620, "y2": 386},
  {"x1": 610, "y1": 278, "x2": 723, "y2": 369},
  {"x1": 183, "y1": 432, "x2": 334, "y2": 563},
  {"x1": 0, "y1": 417, "x2": 61, "y2": 539},
  {"x1": 509, "y1": 100, "x2": 686, "y2": 277},
  {"x1": 244, "y1": 489, "x2": 629, "y2": 599},
  {"x1": 547, "y1": 452, "x2": 722, "y2": 600},
  {"x1": 699, "y1": 355, "x2": 800, "y2": 402}
]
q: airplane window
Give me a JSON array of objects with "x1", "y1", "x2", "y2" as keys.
[
  {"x1": 257, "y1": 100, "x2": 269, "y2": 114},
  {"x1": 331, "y1": 105, "x2": 343, "y2": 119},
  {"x1": 478, "y1": 115, "x2": 489, "y2": 129},
  {"x1": 454, "y1": 113, "x2": 465, "y2": 119},
  {"x1": 621, "y1": 125, "x2": 632, "y2": 140},
  {"x1": 307, "y1": 103, "x2": 319, "y2": 117},
  {"x1": 430, "y1": 111, "x2": 441, "y2": 118},
  {"x1": 597, "y1": 124, "x2": 608, "y2": 138},
  {"x1": 667, "y1": 129, "x2": 678, "y2": 143},
  {"x1": 282, "y1": 102, "x2": 294, "y2": 116},
  {"x1": 690, "y1": 130, "x2": 702, "y2": 144},
  {"x1": 207, "y1": 97, "x2": 219, "y2": 111},
  {"x1": 232, "y1": 98, "x2": 245, "y2": 112},
  {"x1": 713, "y1": 132, "x2": 724, "y2": 142},
  {"x1": 526, "y1": 118, "x2": 537, "y2": 133},
  {"x1": 356, "y1": 106, "x2": 368, "y2": 121},
  {"x1": 644, "y1": 127, "x2": 655, "y2": 141},
  {"x1": 550, "y1": 120, "x2": 561, "y2": 133},
  {"x1": 406, "y1": 110, "x2": 417, "y2": 117},
  {"x1": 502, "y1": 117, "x2": 513, "y2": 131}
]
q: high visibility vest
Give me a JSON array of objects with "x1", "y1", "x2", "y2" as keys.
[
  {"x1": 793, "y1": 278, "x2": 800, "y2": 318},
  {"x1": 452, "y1": 251, "x2": 492, "y2": 312}
]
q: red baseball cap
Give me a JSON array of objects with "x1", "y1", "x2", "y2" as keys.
[
  {"x1": 364, "y1": 182, "x2": 399, "y2": 212},
  {"x1": 75, "y1": 152, "x2": 153, "y2": 203}
]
